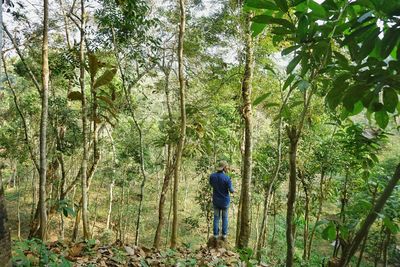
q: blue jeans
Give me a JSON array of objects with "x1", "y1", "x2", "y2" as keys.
[{"x1": 213, "y1": 206, "x2": 228, "y2": 236}]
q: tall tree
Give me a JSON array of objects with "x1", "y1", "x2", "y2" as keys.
[
  {"x1": 38, "y1": 0, "x2": 50, "y2": 241},
  {"x1": 171, "y1": 0, "x2": 187, "y2": 249},
  {"x1": 79, "y1": 0, "x2": 90, "y2": 239},
  {"x1": 237, "y1": 12, "x2": 254, "y2": 249},
  {"x1": 0, "y1": 4, "x2": 11, "y2": 265}
]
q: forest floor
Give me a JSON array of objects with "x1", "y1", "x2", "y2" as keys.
[{"x1": 12, "y1": 237, "x2": 269, "y2": 266}]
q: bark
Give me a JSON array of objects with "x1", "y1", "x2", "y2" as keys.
[
  {"x1": 286, "y1": 127, "x2": 298, "y2": 267},
  {"x1": 38, "y1": 0, "x2": 50, "y2": 241},
  {"x1": 299, "y1": 171, "x2": 310, "y2": 260},
  {"x1": 79, "y1": 0, "x2": 90, "y2": 240},
  {"x1": 0, "y1": 166, "x2": 12, "y2": 267},
  {"x1": 339, "y1": 163, "x2": 400, "y2": 266},
  {"x1": 237, "y1": 13, "x2": 254, "y2": 249},
  {"x1": 307, "y1": 168, "x2": 326, "y2": 260},
  {"x1": 153, "y1": 67, "x2": 174, "y2": 249},
  {"x1": 171, "y1": 0, "x2": 187, "y2": 249}
]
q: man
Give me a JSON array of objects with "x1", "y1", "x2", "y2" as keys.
[{"x1": 209, "y1": 160, "x2": 234, "y2": 240}]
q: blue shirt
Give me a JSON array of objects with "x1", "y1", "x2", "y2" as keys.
[{"x1": 209, "y1": 171, "x2": 234, "y2": 208}]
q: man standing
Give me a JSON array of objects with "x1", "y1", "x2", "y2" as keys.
[{"x1": 209, "y1": 160, "x2": 234, "y2": 240}]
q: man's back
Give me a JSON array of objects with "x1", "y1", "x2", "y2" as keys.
[{"x1": 209, "y1": 171, "x2": 234, "y2": 208}]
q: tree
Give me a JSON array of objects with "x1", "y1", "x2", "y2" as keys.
[
  {"x1": 171, "y1": 0, "x2": 187, "y2": 249},
  {"x1": 79, "y1": 0, "x2": 90, "y2": 240},
  {"x1": 38, "y1": 0, "x2": 50, "y2": 241},
  {"x1": 237, "y1": 8, "x2": 254, "y2": 250}
]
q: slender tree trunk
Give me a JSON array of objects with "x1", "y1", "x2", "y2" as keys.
[
  {"x1": 382, "y1": 230, "x2": 390, "y2": 267},
  {"x1": 256, "y1": 118, "x2": 283, "y2": 260},
  {"x1": 340, "y1": 163, "x2": 400, "y2": 266},
  {"x1": 286, "y1": 128, "x2": 298, "y2": 267},
  {"x1": 299, "y1": 171, "x2": 310, "y2": 261},
  {"x1": 171, "y1": 0, "x2": 187, "y2": 249},
  {"x1": 237, "y1": 12, "x2": 254, "y2": 249},
  {"x1": 0, "y1": 165, "x2": 12, "y2": 267},
  {"x1": 38, "y1": 0, "x2": 50, "y2": 241},
  {"x1": 154, "y1": 68, "x2": 174, "y2": 249},
  {"x1": 307, "y1": 168, "x2": 326, "y2": 260},
  {"x1": 79, "y1": 0, "x2": 90, "y2": 240}
]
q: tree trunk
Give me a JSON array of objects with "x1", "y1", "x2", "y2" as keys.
[
  {"x1": 299, "y1": 171, "x2": 310, "y2": 261},
  {"x1": 171, "y1": 0, "x2": 187, "y2": 249},
  {"x1": 154, "y1": 67, "x2": 174, "y2": 249},
  {"x1": 286, "y1": 127, "x2": 298, "y2": 267},
  {"x1": 256, "y1": 117, "x2": 283, "y2": 260},
  {"x1": 307, "y1": 168, "x2": 326, "y2": 260},
  {"x1": 79, "y1": 0, "x2": 90, "y2": 240},
  {"x1": 237, "y1": 12, "x2": 254, "y2": 249},
  {"x1": 339, "y1": 163, "x2": 400, "y2": 266},
  {"x1": 0, "y1": 166, "x2": 12, "y2": 267},
  {"x1": 154, "y1": 144, "x2": 173, "y2": 248},
  {"x1": 38, "y1": 0, "x2": 50, "y2": 241}
]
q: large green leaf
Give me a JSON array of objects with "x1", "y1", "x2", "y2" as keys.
[
  {"x1": 286, "y1": 53, "x2": 302, "y2": 74},
  {"x1": 298, "y1": 80, "x2": 310, "y2": 91},
  {"x1": 342, "y1": 84, "x2": 367, "y2": 111},
  {"x1": 283, "y1": 74, "x2": 295, "y2": 90},
  {"x1": 94, "y1": 68, "x2": 117, "y2": 89},
  {"x1": 357, "y1": 27, "x2": 380, "y2": 61},
  {"x1": 274, "y1": 0, "x2": 288, "y2": 12},
  {"x1": 383, "y1": 217, "x2": 399, "y2": 234},
  {"x1": 380, "y1": 27, "x2": 399, "y2": 59},
  {"x1": 282, "y1": 45, "x2": 300, "y2": 56},
  {"x1": 383, "y1": 87, "x2": 398, "y2": 113},
  {"x1": 252, "y1": 15, "x2": 295, "y2": 30},
  {"x1": 308, "y1": 0, "x2": 327, "y2": 18},
  {"x1": 375, "y1": 110, "x2": 389, "y2": 128},
  {"x1": 253, "y1": 92, "x2": 272, "y2": 106},
  {"x1": 322, "y1": 223, "x2": 336, "y2": 241},
  {"x1": 251, "y1": 22, "x2": 267, "y2": 37},
  {"x1": 244, "y1": 0, "x2": 279, "y2": 10},
  {"x1": 297, "y1": 15, "x2": 309, "y2": 42}
]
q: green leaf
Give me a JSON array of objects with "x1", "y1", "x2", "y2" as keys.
[
  {"x1": 244, "y1": 0, "x2": 279, "y2": 10},
  {"x1": 253, "y1": 92, "x2": 272, "y2": 106},
  {"x1": 298, "y1": 80, "x2": 309, "y2": 91},
  {"x1": 251, "y1": 22, "x2": 267, "y2": 37},
  {"x1": 271, "y1": 26, "x2": 292, "y2": 35},
  {"x1": 375, "y1": 110, "x2": 389, "y2": 128},
  {"x1": 383, "y1": 217, "x2": 399, "y2": 234},
  {"x1": 286, "y1": 53, "x2": 302, "y2": 74},
  {"x1": 308, "y1": 0, "x2": 327, "y2": 18},
  {"x1": 274, "y1": 0, "x2": 288, "y2": 12},
  {"x1": 343, "y1": 85, "x2": 367, "y2": 111},
  {"x1": 383, "y1": 87, "x2": 398, "y2": 113},
  {"x1": 252, "y1": 15, "x2": 295, "y2": 30},
  {"x1": 349, "y1": 101, "x2": 364, "y2": 116},
  {"x1": 94, "y1": 68, "x2": 117, "y2": 89},
  {"x1": 380, "y1": 27, "x2": 399, "y2": 59},
  {"x1": 283, "y1": 74, "x2": 295, "y2": 90},
  {"x1": 265, "y1": 102, "x2": 280, "y2": 108},
  {"x1": 297, "y1": 15, "x2": 309, "y2": 42},
  {"x1": 322, "y1": 223, "x2": 336, "y2": 241},
  {"x1": 67, "y1": 91, "x2": 83, "y2": 101},
  {"x1": 282, "y1": 45, "x2": 300, "y2": 56},
  {"x1": 357, "y1": 28, "x2": 380, "y2": 61}
]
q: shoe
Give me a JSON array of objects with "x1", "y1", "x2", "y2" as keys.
[{"x1": 222, "y1": 235, "x2": 227, "y2": 241}]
